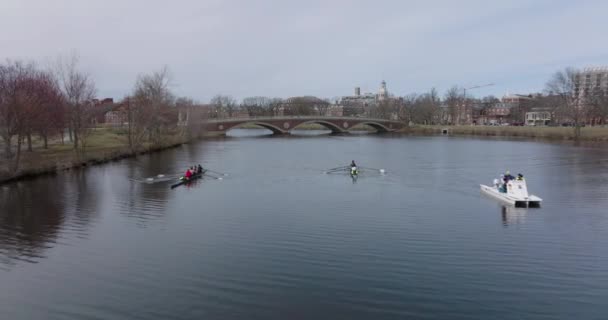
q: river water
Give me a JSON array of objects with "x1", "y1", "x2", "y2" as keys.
[{"x1": 1, "y1": 129, "x2": 608, "y2": 320}]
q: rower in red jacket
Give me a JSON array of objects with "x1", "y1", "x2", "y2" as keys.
[{"x1": 184, "y1": 168, "x2": 193, "y2": 180}]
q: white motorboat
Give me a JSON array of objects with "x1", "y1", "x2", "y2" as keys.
[{"x1": 480, "y1": 177, "x2": 542, "y2": 208}]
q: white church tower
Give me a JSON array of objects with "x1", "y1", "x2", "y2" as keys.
[{"x1": 378, "y1": 80, "x2": 388, "y2": 101}]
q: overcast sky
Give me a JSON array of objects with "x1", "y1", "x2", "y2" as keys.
[{"x1": 2, "y1": 0, "x2": 607, "y2": 101}]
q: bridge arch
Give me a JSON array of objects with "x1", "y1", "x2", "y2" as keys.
[
  {"x1": 291, "y1": 120, "x2": 346, "y2": 133},
  {"x1": 205, "y1": 116, "x2": 403, "y2": 135},
  {"x1": 226, "y1": 121, "x2": 286, "y2": 134},
  {"x1": 350, "y1": 122, "x2": 391, "y2": 133}
]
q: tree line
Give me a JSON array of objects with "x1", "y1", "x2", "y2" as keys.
[
  {"x1": 3, "y1": 60, "x2": 607, "y2": 174},
  {"x1": 207, "y1": 95, "x2": 333, "y2": 118},
  {"x1": 0, "y1": 56, "x2": 206, "y2": 173},
  {"x1": 208, "y1": 67, "x2": 608, "y2": 137}
]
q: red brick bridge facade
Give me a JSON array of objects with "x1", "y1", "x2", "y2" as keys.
[{"x1": 204, "y1": 116, "x2": 405, "y2": 135}]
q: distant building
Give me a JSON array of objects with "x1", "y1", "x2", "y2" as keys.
[
  {"x1": 575, "y1": 66, "x2": 608, "y2": 103},
  {"x1": 501, "y1": 94, "x2": 537, "y2": 123},
  {"x1": 327, "y1": 105, "x2": 344, "y2": 117},
  {"x1": 476, "y1": 103, "x2": 511, "y2": 125},
  {"x1": 378, "y1": 80, "x2": 388, "y2": 101},
  {"x1": 341, "y1": 92, "x2": 376, "y2": 108},
  {"x1": 340, "y1": 80, "x2": 394, "y2": 117},
  {"x1": 468, "y1": 93, "x2": 539, "y2": 125},
  {"x1": 501, "y1": 94, "x2": 531, "y2": 105},
  {"x1": 525, "y1": 108, "x2": 552, "y2": 126},
  {"x1": 104, "y1": 104, "x2": 128, "y2": 126},
  {"x1": 91, "y1": 98, "x2": 115, "y2": 125}
]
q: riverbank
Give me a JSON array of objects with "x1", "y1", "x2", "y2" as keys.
[
  {"x1": 0, "y1": 128, "x2": 191, "y2": 185},
  {"x1": 5, "y1": 124, "x2": 608, "y2": 185},
  {"x1": 400, "y1": 125, "x2": 608, "y2": 141}
]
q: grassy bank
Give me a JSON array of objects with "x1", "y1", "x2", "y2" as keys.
[
  {"x1": 0, "y1": 128, "x2": 190, "y2": 184},
  {"x1": 400, "y1": 125, "x2": 608, "y2": 141}
]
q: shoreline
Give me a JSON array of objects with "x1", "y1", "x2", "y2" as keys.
[
  {"x1": 0, "y1": 128, "x2": 196, "y2": 186},
  {"x1": 0, "y1": 142, "x2": 187, "y2": 186},
  {"x1": 3, "y1": 125, "x2": 608, "y2": 185},
  {"x1": 398, "y1": 125, "x2": 608, "y2": 142}
]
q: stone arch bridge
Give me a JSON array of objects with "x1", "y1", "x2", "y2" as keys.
[{"x1": 204, "y1": 116, "x2": 405, "y2": 135}]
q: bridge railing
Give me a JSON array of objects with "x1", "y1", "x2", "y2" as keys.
[{"x1": 206, "y1": 115, "x2": 403, "y2": 123}]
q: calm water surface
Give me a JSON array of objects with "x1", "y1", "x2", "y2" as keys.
[{"x1": 1, "y1": 129, "x2": 608, "y2": 319}]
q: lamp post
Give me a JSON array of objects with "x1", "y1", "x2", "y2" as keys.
[{"x1": 461, "y1": 83, "x2": 494, "y2": 125}]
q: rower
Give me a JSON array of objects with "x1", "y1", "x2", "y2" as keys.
[
  {"x1": 197, "y1": 164, "x2": 203, "y2": 174},
  {"x1": 184, "y1": 167, "x2": 193, "y2": 180},
  {"x1": 350, "y1": 160, "x2": 357, "y2": 175}
]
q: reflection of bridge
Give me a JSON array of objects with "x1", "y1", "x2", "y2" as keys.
[{"x1": 204, "y1": 116, "x2": 405, "y2": 135}]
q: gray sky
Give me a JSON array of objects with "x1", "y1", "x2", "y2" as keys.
[{"x1": 2, "y1": 0, "x2": 607, "y2": 101}]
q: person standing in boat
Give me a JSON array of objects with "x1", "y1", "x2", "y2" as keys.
[
  {"x1": 498, "y1": 174, "x2": 506, "y2": 192},
  {"x1": 502, "y1": 171, "x2": 515, "y2": 192}
]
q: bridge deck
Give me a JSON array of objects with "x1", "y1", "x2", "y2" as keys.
[{"x1": 203, "y1": 116, "x2": 405, "y2": 135}]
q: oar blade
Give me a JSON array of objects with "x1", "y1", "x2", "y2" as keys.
[{"x1": 206, "y1": 169, "x2": 228, "y2": 176}]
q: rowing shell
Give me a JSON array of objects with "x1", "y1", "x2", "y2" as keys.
[{"x1": 170, "y1": 170, "x2": 206, "y2": 189}]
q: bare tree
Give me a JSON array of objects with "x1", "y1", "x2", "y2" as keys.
[
  {"x1": 122, "y1": 96, "x2": 147, "y2": 152},
  {"x1": 418, "y1": 89, "x2": 442, "y2": 124},
  {"x1": 0, "y1": 60, "x2": 65, "y2": 171},
  {"x1": 372, "y1": 98, "x2": 399, "y2": 120},
  {"x1": 242, "y1": 96, "x2": 274, "y2": 117},
  {"x1": 546, "y1": 68, "x2": 586, "y2": 138},
  {"x1": 480, "y1": 95, "x2": 500, "y2": 109},
  {"x1": 0, "y1": 61, "x2": 30, "y2": 165},
  {"x1": 588, "y1": 87, "x2": 608, "y2": 125},
  {"x1": 0, "y1": 61, "x2": 20, "y2": 159},
  {"x1": 399, "y1": 89, "x2": 442, "y2": 125},
  {"x1": 130, "y1": 66, "x2": 176, "y2": 149},
  {"x1": 317, "y1": 99, "x2": 331, "y2": 116},
  {"x1": 268, "y1": 98, "x2": 283, "y2": 116},
  {"x1": 175, "y1": 96, "x2": 206, "y2": 139},
  {"x1": 399, "y1": 93, "x2": 417, "y2": 123},
  {"x1": 33, "y1": 71, "x2": 64, "y2": 149},
  {"x1": 210, "y1": 95, "x2": 238, "y2": 118},
  {"x1": 444, "y1": 86, "x2": 462, "y2": 125},
  {"x1": 17, "y1": 68, "x2": 65, "y2": 151},
  {"x1": 476, "y1": 95, "x2": 499, "y2": 124},
  {"x1": 55, "y1": 54, "x2": 96, "y2": 158},
  {"x1": 283, "y1": 96, "x2": 325, "y2": 116}
]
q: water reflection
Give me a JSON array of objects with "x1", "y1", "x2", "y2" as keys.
[
  {"x1": 500, "y1": 205, "x2": 530, "y2": 227},
  {"x1": 0, "y1": 168, "x2": 111, "y2": 268},
  {"x1": 63, "y1": 171, "x2": 103, "y2": 236},
  {"x1": 111, "y1": 157, "x2": 176, "y2": 225},
  {"x1": 2, "y1": 133, "x2": 608, "y2": 320},
  {"x1": 0, "y1": 178, "x2": 66, "y2": 268}
]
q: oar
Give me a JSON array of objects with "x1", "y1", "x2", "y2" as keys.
[
  {"x1": 205, "y1": 169, "x2": 228, "y2": 176},
  {"x1": 360, "y1": 166, "x2": 387, "y2": 174},
  {"x1": 203, "y1": 172, "x2": 224, "y2": 180},
  {"x1": 325, "y1": 167, "x2": 349, "y2": 174},
  {"x1": 327, "y1": 165, "x2": 349, "y2": 171}
]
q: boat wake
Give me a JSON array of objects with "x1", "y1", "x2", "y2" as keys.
[{"x1": 135, "y1": 174, "x2": 181, "y2": 184}]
